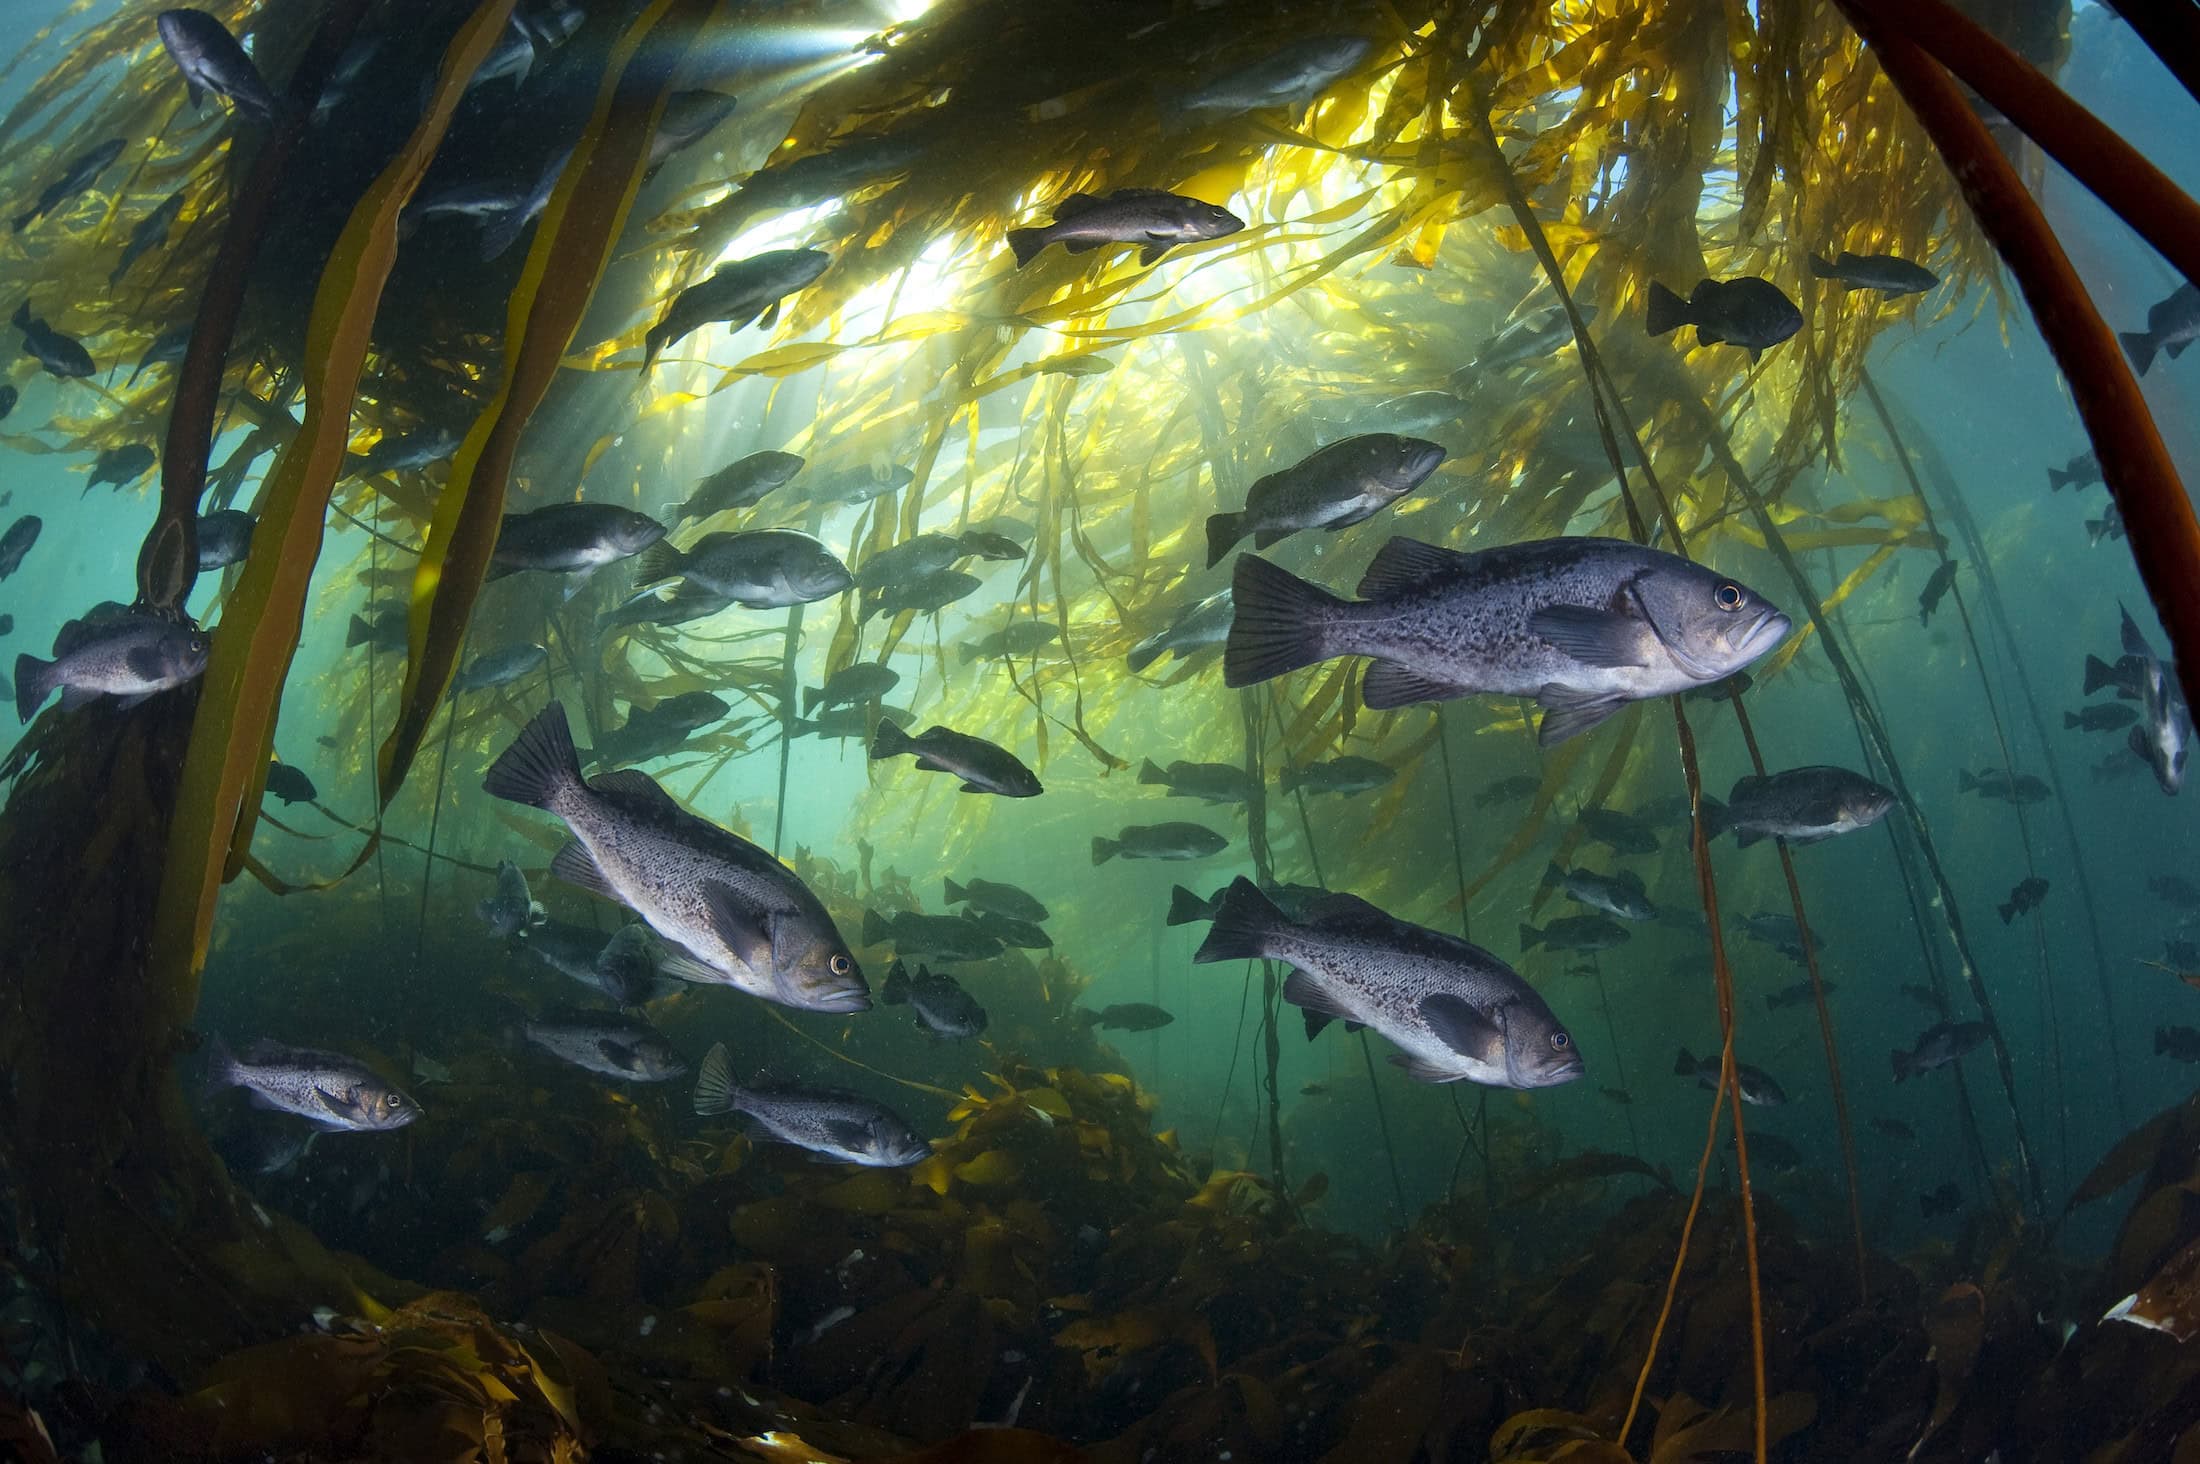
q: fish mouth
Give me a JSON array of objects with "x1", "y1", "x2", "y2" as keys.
[
  {"x1": 805, "y1": 981, "x2": 873, "y2": 1014},
  {"x1": 1734, "y1": 607, "x2": 1792, "y2": 664},
  {"x1": 1671, "y1": 605, "x2": 1790, "y2": 681}
]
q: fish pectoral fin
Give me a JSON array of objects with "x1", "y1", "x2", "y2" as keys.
[
  {"x1": 550, "y1": 840, "x2": 620, "y2": 900},
  {"x1": 1528, "y1": 604, "x2": 1650, "y2": 668},
  {"x1": 596, "y1": 1039, "x2": 639, "y2": 1071},
  {"x1": 821, "y1": 1119, "x2": 874, "y2": 1152},
  {"x1": 123, "y1": 646, "x2": 172, "y2": 680},
  {"x1": 1387, "y1": 1053, "x2": 1466, "y2": 1083},
  {"x1": 1534, "y1": 685, "x2": 1630, "y2": 745},
  {"x1": 312, "y1": 1085, "x2": 358, "y2": 1120},
  {"x1": 1419, "y1": 994, "x2": 1501, "y2": 1057},
  {"x1": 1361, "y1": 661, "x2": 1466, "y2": 710},
  {"x1": 702, "y1": 881, "x2": 773, "y2": 969},
  {"x1": 758, "y1": 300, "x2": 780, "y2": 330}
]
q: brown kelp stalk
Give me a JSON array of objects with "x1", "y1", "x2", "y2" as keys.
[
  {"x1": 1834, "y1": 0, "x2": 2200, "y2": 718},
  {"x1": 1458, "y1": 65, "x2": 1768, "y2": 1455}
]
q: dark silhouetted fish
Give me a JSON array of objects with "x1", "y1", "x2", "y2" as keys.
[
  {"x1": 2120, "y1": 281, "x2": 2200, "y2": 376},
  {"x1": 488, "y1": 503, "x2": 665, "y2": 580},
  {"x1": 12, "y1": 138, "x2": 122, "y2": 233},
  {"x1": 1673, "y1": 1047, "x2": 1787, "y2": 1106},
  {"x1": 871, "y1": 720, "x2": 1041, "y2": 797},
  {"x1": 15, "y1": 606, "x2": 208, "y2": 721},
  {"x1": 1807, "y1": 251, "x2": 1937, "y2": 296},
  {"x1": 158, "y1": 9, "x2": 280, "y2": 123},
  {"x1": 674, "y1": 450, "x2": 804, "y2": 523},
  {"x1": 880, "y1": 960, "x2": 988, "y2": 1039},
  {"x1": 1092, "y1": 822, "x2": 1226, "y2": 864},
  {"x1": 1645, "y1": 276, "x2": 1801, "y2": 360},
  {"x1": 642, "y1": 249, "x2": 831, "y2": 370},
  {"x1": 633, "y1": 529, "x2": 851, "y2": 608},
  {"x1": 1700, "y1": 766, "x2": 1896, "y2": 847},
  {"x1": 1891, "y1": 1020, "x2": 1989, "y2": 1082},
  {"x1": 1077, "y1": 1002, "x2": 1176, "y2": 1032},
  {"x1": 14, "y1": 303, "x2": 94, "y2": 378},
  {"x1": 1204, "y1": 434, "x2": 1445, "y2": 567}
]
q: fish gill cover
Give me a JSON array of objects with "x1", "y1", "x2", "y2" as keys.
[{"x1": 0, "y1": 0, "x2": 2197, "y2": 1460}]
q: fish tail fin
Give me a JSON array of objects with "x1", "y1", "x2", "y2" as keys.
[
  {"x1": 1193, "y1": 876, "x2": 1285, "y2": 964},
  {"x1": 1005, "y1": 228, "x2": 1049, "y2": 268},
  {"x1": 1698, "y1": 796, "x2": 1728, "y2": 840},
  {"x1": 2156, "y1": 1027, "x2": 2172, "y2": 1057},
  {"x1": 869, "y1": 718, "x2": 914, "y2": 761},
  {"x1": 1890, "y1": 1049, "x2": 1911, "y2": 1083},
  {"x1": 1204, "y1": 511, "x2": 1246, "y2": 569},
  {"x1": 2083, "y1": 654, "x2": 2118, "y2": 697},
  {"x1": 1165, "y1": 884, "x2": 1213, "y2": 926},
  {"x1": 1224, "y1": 554, "x2": 1342, "y2": 689},
  {"x1": 482, "y1": 704, "x2": 581, "y2": 809},
  {"x1": 1519, "y1": 922, "x2": 1543, "y2": 951},
  {"x1": 13, "y1": 653, "x2": 53, "y2": 722},
  {"x1": 1644, "y1": 281, "x2": 1689, "y2": 336},
  {"x1": 2122, "y1": 330, "x2": 2159, "y2": 377},
  {"x1": 862, "y1": 909, "x2": 892, "y2": 946},
  {"x1": 1807, "y1": 254, "x2": 1837, "y2": 279},
  {"x1": 1957, "y1": 769, "x2": 1979, "y2": 793},
  {"x1": 203, "y1": 1033, "x2": 242, "y2": 1097},
  {"x1": 1137, "y1": 758, "x2": 1168, "y2": 786},
  {"x1": 1090, "y1": 836, "x2": 1118, "y2": 866},
  {"x1": 1074, "y1": 1006, "x2": 1102, "y2": 1027},
  {"x1": 692, "y1": 1041, "x2": 739, "y2": 1116},
  {"x1": 1125, "y1": 636, "x2": 1163, "y2": 673},
  {"x1": 2047, "y1": 467, "x2": 2071, "y2": 492},
  {"x1": 1673, "y1": 1046, "x2": 1696, "y2": 1076},
  {"x1": 943, "y1": 877, "x2": 966, "y2": 906},
  {"x1": 803, "y1": 685, "x2": 823, "y2": 714},
  {"x1": 1540, "y1": 862, "x2": 1564, "y2": 889},
  {"x1": 632, "y1": 541, "x2": 683, "y2": 585},
  {"x1": 2063, "y1": 711, "x2": 2081, "y2": 729},
  {"x1": 881, "y1": 960, "x2": 910, "y2": 1005}
]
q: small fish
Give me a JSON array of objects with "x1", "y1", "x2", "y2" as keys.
[
  {"x1": 477, "y1": 859, "x2": 545, "y2": 938},
  {"x1": 880, "y1": 960, "x2": 988, "y2": 1039},
  {"x1": 1998, "y1": 876, "x2": 2049, "y2": 924},
  {"x1": 642, "y1": 249, "x2": 831, "y2": 370},
  {"x1": 794, "y1": 703, "x2": 911, "y2": 742},
  {"x1": 1673, "y1": 1047, "x2": 1788, "y2": 1106},
  {"x1": 111, "y1": 189, "x2": 187, "y2": 285},
  {"x1": 963, "y1": 622, "x2": 1061, "y2": 664},
  {"x1": 634, "y1": 529, "x2": 852, "y2": 609},
  {"x1": 692, "y1": 1043, "x2": 930, "y2": 1166},
  {"x1": 1645, "y1": 277, "x2": 1802, "y2": 360},
  {"x1": 1301, "y1": 1082, "x2": 1332, "y2": 1097},
  {"x1": 1330, "y1": 390, "x2": 1470, "y2": 439},
  {"x1": 1460, "y1": 304, "x2": 1591, "y2": 375},
  {"x1": 208, "y1": 1037, "x2": 421, "y2": 1132},
  {"x1": 1869, "y1": 1116, "x2": 1916, "y2": 1142},
  {"x1": 808, "y1": 464, "x2": 914, "y2": 506},
  {"x1": 1601, "y1": 1086, "x2": 1633, "y2": 1105},
  {"x1": 483, "y1": 705, "x2": 868, "y2": 1012},
  {"x1": 957, "y1": 530, "x2": 1026, "y2": 562},
  {"x1": 864, "y1": 568, "x2": 983, "y2": 620},
  {"x1": 1035, "y1": 354, "x2": 1115, "y2": 377},
  {"x1": 125, "y1": 324, "x2": 193, "y2": 390},
  {"x1": 0, "y1": 515, "x2": 41, "y2": 580},
  {"x1": 2156, "y1": 1026, "x2": 2200, "y2": 1063},
  {"x1": 1763, "y1": 979, "x2": 1833, "y2": 1013},
  {"x1": 158, "y1": 8, "x2": 281, "y2": 123},
  {"x1": 11, "y1": 138, "x2": 123, "y2": 233},
  {"x1": 1919, "y1": 1182, "x2": 1962, "y2": 1219},
  {"x1": 1542, "y1": 865, "x2": 1655, "y2": 923},
  {"x1": 2121, "y1": 602, "x2": 2190, "y2": 795},
  {"x1": 1091, "y1": 822, "x2": 1228, "y2": 864},
  {"x1": 805, "y1": 661, "x2": 899, "y2": 714},
  {"x1": 943, "y1": 876, "x2": 1048, "y2": 924},
  {"x1": 0, "y1": 615, "x2": 10, "y2": 637},
  {"x1": 969, "y1": 909, "x2": 1050, "y2": 950},
  {"x1": 2149, "y1": 874, "x2": 2200, "y2": 909},
  {"x1": 1138, "y1": 758, "x2": 1254, "y2": 804},
  {"x1": 1473, "y1": 774, "x2": 1539, "y2": 809},
  {"x1": 1278, "y1": 755, "x2": 1395, "y2": 796},
  {"x1": 14, "y1": 303, "x2": 95, "y2": 378},
  {"x1": 596, "y1": 581, "x2": 733, "y2": 635},
  {"x1": 520, "y1": 921, "x2": 671, "y2": 1006},
  {"x1": 1204, "y1": 433, "x2": 1445, "y2": 568},
  {"x1": 2066, "y1": 703, "x2": 2138, "y2": 732},
  {"x1": 1176, "y1": 34, "x2": 1375, "y2": 118},
  {"x1": 2088, "y1": 508, "x2": 2126, "y2": 546},
  {"x1": 520, "y1": 1008, "x2": 686, "y2": 1082},
  {"x1": 1701, "y1": 765, "x2": 1896, "y2": 847},
  {"x1": 674, "y1": 450, "x2": 804, "y2": 523},
  {"x1": 346, "y1": 605, "x2": 408, "y2": 654},
  {"x1": 1806, "y1": 251, "x2": 1938, "y2": 296},
  {"x1": 1740, "y1": 911, "x2": 1825, "y2": 963},
  {"x1": 1195, "y1": 877, "x2": 1582, "y2": 1088},
  {"x1": 195, "y1": 509, "x2": 256, "y2": 571},
  {"x1": 1225, "y1": 536, "x2": 1789, "y2": 745},
  {"x1": 1900, "y1": 983, "x2": 1940, "y2": 1009},
  {"x1": 489, "y1": 503, "x2": 666, "y2": 580},
  {"x1": 452, "y1": 643, "x2": 548, "y2": 694},
  {"x1": 2047, "y1": 452, "x2": 2101, "y2": 493},
  {"x1": 1917, "y1": 560, "x2": 1957, "y2": 627},
  {"x1": 871, "y1": 720, "x2": 1041, "y2": 797},
  {"x1": 1006, "y1": 188, "x2": 1245, "y2": 268},
  {"x1": 1519, "y1": 914, "x2": 1631, "y2": 954},
  {"x1": 1577, "y1": 806, "x2": 1659, "y2": 855},
  {"x1": 1749, "y1": 1133, "x2": 1805, "y2": 1173},
  {"x1": 347, "y1": 427, "x2": 460, "y2": 478},
  {"x1": 86, "y1": 445, "x2": 157, "y2": 493},
  {"x1": 15, "y1": 606, "x2": 209, "y2": 722},
  {"x1": 1078, "y1": 1002, "x2": 1176, "y2": 1032},
  {"x1": 854, "y1": 533, "x2": 969, "y2": 593},
  {"x1": 263, "y1": 761, "x2": 316, "y2": 806},
  {"x1": 465, "y1": 17, "x2": 536, "y2": 92},
  {"x1": 861, "y1": 908, "x2": 1004, "y2": 962},
  {"x1": 2119, "y1": 281, "x2": 2200, "y2": 377},
  {"x1": 1892, "y1": 1020, "x2": 1989, "y2": 1082},
  {"x1": 1958, "y1": 768, "x2": 2050, "y2": 804},
  {"x1": 1126, "y1": 590, "x2": 1232, "y2": 672}
]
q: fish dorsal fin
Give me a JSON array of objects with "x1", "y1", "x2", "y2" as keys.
[
  {"x1": 1356, "y1": 537, "x2": 1465, "y2": 598},
  {"x1": 550, "y1": 839, "x2": 619, "y2": 900},
  {"x1": 1419, "y1": 993, "x2": 1502, "y2": 1057},
  {"x1": 1304, "y1": 891, "x2": 1392, "y2": 932},
  {"x1": 1360, "y1": 661, "x2": 1465, "y2": 710},
  {"x1": 590, "y1": 767, "x2": 681, "y2": 811},
  {"x1": 1050, "y1": 191, "x2": 1105, "y2": 218},
  {"x1": 1727, "y1": 774, "x2": 1767, "y2": 801}
]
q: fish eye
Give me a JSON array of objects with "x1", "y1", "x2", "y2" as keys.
[
  {"x1": 830, "y1": 954, "x2": 853, "y2": 976},
  {"x1": 1714, "y1": 583, "x2": 1744, "y2": 611},
  {"x1": 1550, "y1": 1030, "x2": 1572, "y2": 1050}
]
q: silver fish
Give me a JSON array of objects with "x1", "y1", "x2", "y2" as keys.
[
  {"x1": 1177, "y1": 34, "x2": 1375, "y2": 118},
  {"x1": 692, "y1": 1043, "x2": 930, "y2": 1167},
  {"x1": 675, "y1": 450, "x2": 804, "y2": 523},
  {"x1": 1702, "y1": 765, "x2": 1896, "y2": 846},
  {"x1": 488, "y1": 503, "x2": 666, "y2": 579},
  {"x1": 2121, "y1": 602, "x2": 2190, "y2": 794},
  {"x1": 1194, "y1": 877, "x2": 1583, "y2": 1089},
  {"x1": 1006, "y1": 189, "x2": 1244, "y2": 268},
  {"x1": 520, "y1": 1007, "x2": 686, "y2": 1083},
  {"x1": 880, "y1": 960, "x2": 988, "y2": 1039},
  {"x1": 14, "y1": 606, "x2": 208, "y2": 722},
  {"x1": 484, "y1": 705, "x2": 868, "y2": 1011},
  {"x1": 1225, "y1": 536, "x2": 1789, "y2": 745},
  {"x1": 632, "y1": 529, "x2": 852, "y2": 608},
  {"x1": 207, "y1": 1037, "x2": 421, "y2": 1132},
  {"x1": 477, "y1": 859, "x2": 545, "y2": 938},
  {"x1": 1205, "y1": 434, "x2": 1445, "y2": 567},
  {"x1": 1542, "y1": 864, "x2": 1655, "y2": 922}
]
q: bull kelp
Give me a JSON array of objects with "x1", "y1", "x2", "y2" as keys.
[{"x1": 3, "y1": 0, "x2": 2200, "y2": 1458}]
